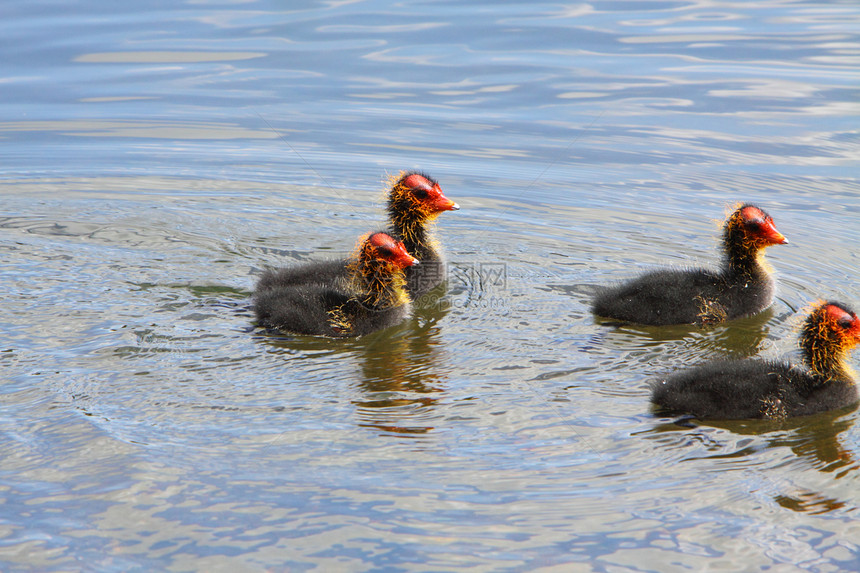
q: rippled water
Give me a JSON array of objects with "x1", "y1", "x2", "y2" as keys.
[{"x1": 3, "y1": 0, "x2": 860, "y2": 570}]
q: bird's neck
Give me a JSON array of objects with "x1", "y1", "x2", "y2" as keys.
[
  {"x1": 389, "y1": 210, "x2": 440, "y2": 261},
  {"x1": 352, "y1": 260, "x2": 410, "y2": 309},
  {"x1": 722, "y1": 235, "x2": 768, "y2": 281},
  {"x1": 802, "y1": 334, "x2": 854, "y2": 383}
]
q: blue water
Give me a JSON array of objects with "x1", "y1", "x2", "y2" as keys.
[{"x1": 2, "y1": 0, "x2": 860, "y2": 570}]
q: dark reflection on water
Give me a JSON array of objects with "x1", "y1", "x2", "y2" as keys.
[
  {"x1": 774, "y1": 491, "x2": 850, "y2": 516},
  {"x1": 255, "y1": 295, "x2": 451, "y2": 437},
  {"x1": 354, "y1": 310, "x2": 447, "y2": 436},
  {"x1": 595, "y1": 306, "x2": 776, "y2": 360},
  {"x1": 645, "y1": 406, "x2": 858, "y2": 514}
]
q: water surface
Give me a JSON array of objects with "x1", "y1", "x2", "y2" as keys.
[{"x1": 2, "y1": 0, "x2": 860, "y2": 570}]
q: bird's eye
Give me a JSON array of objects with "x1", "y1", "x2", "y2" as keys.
[
  {"x1": 377, "y1": 246, "x2": 393, "y2": 257},
  {"x1": 413, "y1": 188, "x2": 429, "y2": 200},
  {"x1": 838, "y1": 317, "x2": 853, "y2": 329}
]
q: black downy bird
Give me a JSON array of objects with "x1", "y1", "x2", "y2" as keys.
[
  {"x1": 256, "y1": 171, "x2": 458, "y2": 300},
  {"x1": 651, "y1": 301, "x2": 860, "y2": 419},
  {"x1": 592, "y1": 204, "x2": 787, "y2": 326},
  {"x1": 254, "y1": 232, "x2": 418, "y2": 337}
]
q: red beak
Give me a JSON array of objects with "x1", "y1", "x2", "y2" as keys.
[
  {"x1": 429, "y1": 184, "x2": 460, "y2": 212},
  {"x1": 391, "y1": 241, "x2": 419, "y2": 268},
  {"x1": 761, "y1": 219, "x2": 787, "y2": 245}
]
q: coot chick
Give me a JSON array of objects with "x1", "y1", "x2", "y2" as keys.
[
  {"x1": 592, "y1": 204, "x2": 787, "y2": 326},
  {"x1": 651, "y1": 301, "x2": 860, "y2": 419},
  {"x1": 254, "y1": 232, "x2": 418, "y2": 337},
  {"x1": 255, "y1": 171, "x2": 458, "y2": 298},
  {"x1": 385, "y1": 171, "x2": 459, "y2": 297}
]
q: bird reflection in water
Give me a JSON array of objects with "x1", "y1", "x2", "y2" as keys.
[
  {"x1": 593, "y1": 306, "x2": 777, "y2": 368},
  {"x1": 647, "y1": 405, "x2": 858, "y2": 515},
  {"x1": 767, "y1": 407, "x2": 859, "y2": 514},
  {"x1": 351, "y1": 302, "x2": 449, "y2": 437}
]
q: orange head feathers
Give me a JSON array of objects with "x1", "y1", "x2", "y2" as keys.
[
  {"x1": 347, "y1": 232, "x2": 416, "y2": 309},
  {"x1": 363, "y1": 232, "x2": 419, "y2": 270},
  {"x1": 800, "y1": 301, "x2": 860, "y2": 380},
  {"x1": 723, "y1": 203, "x2": 787, "y2": 273}
]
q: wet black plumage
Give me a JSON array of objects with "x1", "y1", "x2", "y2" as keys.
[
  {"x1": 255, "y1": 260, "x2": 348, "y2": 292},
  {"x1": 253, "y1": 233, "x2": 417, "y2": 337},
  {"x1": 651, "y1": 301, "x2": 860, "y2": 419},
  {"x1": 255, "y1": 171, "x2": 457, "y2": 300},
  {"x1": 592, "y1": 204, "x2": 787, "y2": 326}
]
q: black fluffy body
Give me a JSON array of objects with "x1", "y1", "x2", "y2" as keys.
[
  {"x1": 592, "y1": 266, "x2": 774, "y2": 326},
  {"x1": 651, "y1": 302, "x2": 860, "y2": 419},
  {"x1": 651, "y1": 359, "x2": 858, "y2": 419},
  {"x1": 593, "y1": 204, "x2": 782, "y2": 326},
  {"x1": 253, "y1": 283, "x2": 410, "y2": 338},
  {"x1": 253, "y1": 232, "x2": 414, "y2": 337},
  {"x1": 256, "y1": 171, "x2": 449, "y2": 300}
]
